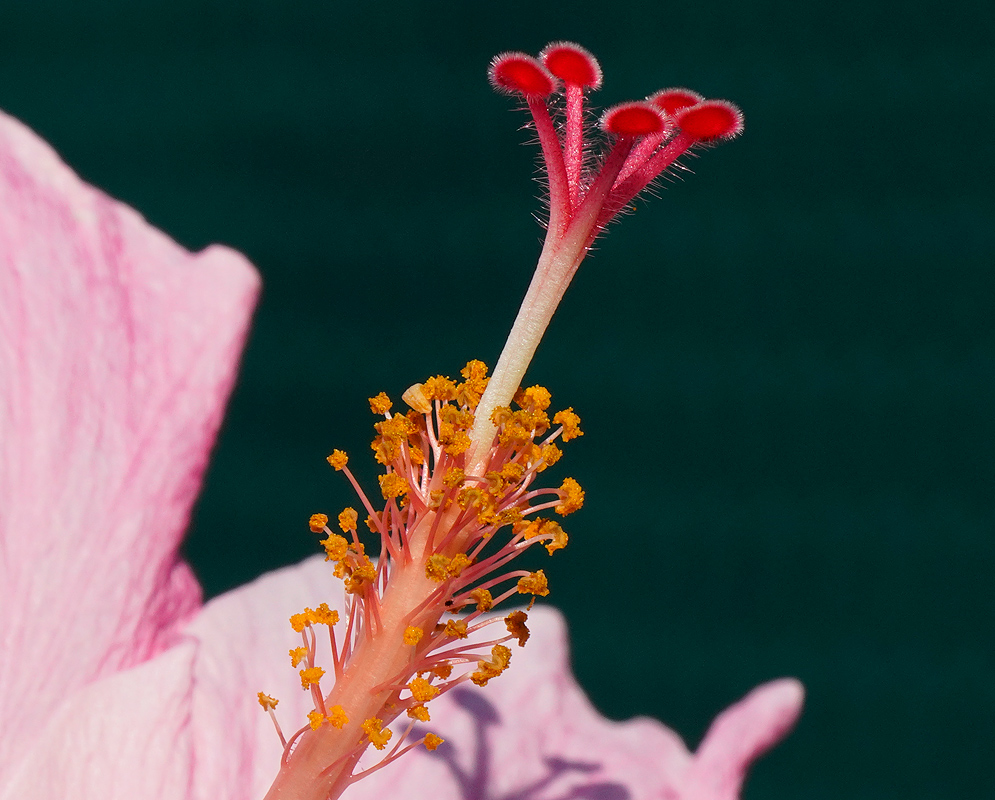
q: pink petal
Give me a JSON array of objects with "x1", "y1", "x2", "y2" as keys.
[
  {"x1": 682, "y1": 678, "x2": 805, "y2": 800},
  {"x1": 184, "y1": 555, "x2": 699, "y2": 800},
  {"x1": 390, "y1": 605, "x2": 695, "y2": 800},
  {"x1": 0, "y1": 643, "x2": 199, "y2": 800},
  {"x1": 182, "y1": 557, "x2": 801, "y2": 800},
  {"x1": 1, "y1": 554, "x2": 801, "y2": 800},
  {"x1": 0, "y1": 110, "x2": 259, "y2": 774}
]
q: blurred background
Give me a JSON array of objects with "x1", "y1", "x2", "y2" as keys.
[{"x1": 3, "y1": 1, "x2": 992, "y2": 797}]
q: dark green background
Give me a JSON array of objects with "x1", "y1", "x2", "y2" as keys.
[{"x1": 3, "y1": 1, "x2": 992, "y2": 797}]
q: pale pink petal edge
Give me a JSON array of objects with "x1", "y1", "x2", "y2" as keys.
[
  {"x1": 0, "y1": 108, "x2": 260, "y2": 774},
  {"x1": 683, "y1": 678, "x2": 805, "y2": 800}
]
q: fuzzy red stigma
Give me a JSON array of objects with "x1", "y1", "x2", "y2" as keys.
[
  {"x1": 676, "y1": 100, "x2": 744, "y2": 141},
  {"x1": 602, "y1": 102, "x2": 668, "y2": 137},
  {"x1": 489, "y1": 53, "x2": 558, "y2": 97},
  {"x1": 540, "y1": 42, "x2": 603, "y2": 89},
  {"x1": 648, "y1": 88, "x2": 705, "y2": 115}
]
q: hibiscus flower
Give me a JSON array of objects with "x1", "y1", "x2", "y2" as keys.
[{"x1": 0, "y1": 100, "x2": 802, "y2": 800}]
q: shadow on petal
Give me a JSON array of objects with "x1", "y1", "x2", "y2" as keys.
[{"x1": 423, "y1": 688, "x2": 630, "y2": 800}]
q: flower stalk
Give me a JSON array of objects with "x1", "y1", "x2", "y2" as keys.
[{"x1": 261, "y1": 41, "x2": 742, "y2": 800}]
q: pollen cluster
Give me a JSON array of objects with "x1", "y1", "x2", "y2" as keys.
[{"x1": 259, "y1": 359, "x2": 584, "y2": 790}]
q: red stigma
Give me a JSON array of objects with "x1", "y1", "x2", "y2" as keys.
[
  {"x1": 540, "y1": 42, "x2": 603, "y2": 89},
  {"x1": 676, "y1": 100, "x2": 744, "y2": 141},
  {"x1": 488, "y1": 42, "x2": 744, "y2": 251},
  {"x1": 602, "y1": 102, "x2": 668, "y2": 137},
  {"x1": 648, "y1": 88, "x2": 704, "y2": 115},
  {"x1": 489, "y1": 53, "x2": 557, "y2": 97}
]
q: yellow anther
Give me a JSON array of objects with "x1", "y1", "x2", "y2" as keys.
[
  {"x1": 552, "y1": 408, "x2": 583, "y2": 441},
  {"x1": 369, "y1": 392, "x2": 392, "y2": 415},
  {"x1": 470, "y1": 587, "x2": 493, "y2": 612},
  {"x1": 505, "y1": 610, "x2": 530, "y2": 647},
  {"x1": 327, "y1": 450, "x2": 349, "y2": 470},
  {"x1": 539, "y1": 443, "x2": 562, "y2": 469},
  {"x1": 456, "y1": 361, "x2": 489, "y2": 409},
  {"x1": 555, "y1": 477, "x2": 585, "y2": 515},
  {"x1": 432, "y1": 663, "x2": 453, "y2": 679},
  {"x1": 409, "y1": 445, "x2": 425, "y2": 466},
  {"x1": 515, "y1": 385, "x2": 552, "y2": 412},
  {"x1": 355, "y1": 556, "x2": 376, "y2": 577},
  {"x1": 470, "y1": 644, "x2": 512, "y2": 687},
  {"x1": 407, "y1": 704, "x2": 431, "y2": 722},
  {"x1": 379, "y1": 472, "x2": 409, "y2": 499},
  {"x1": 444, "y1": 619, "x2": 468, "y2": 639},
  {"x1": 523, "y1": 443, "x2": 543, "y2": 469},
  {"x1": 422, "y1": 375, "x2": 457, "y2": 401},
  {"x1": 289, "y1": 612, "x2": 310, "y2": 633},
  {"x1": 337, "y1": 507, "x2": 359, "y2": 532},
  {"x1": 457, "y1": 486, "x2": 484, "y2": 510},
  {"x1": 321, "y1": 534, "x2": 349, "y2": 562},
  {"x1": 308, "y1": 513, "x2": 329, "y2": 533},
  {"x1": 408, "y1": 676, "x2": 441, "y2": 702},
  {"x1": 345, "y1": 558, "x2": 377, "y2": 594},
  {"x1": 376, "y1": 414, "x2": 415, "y2": 439},
  {"x1": 435, "y1": 554, "x2": 464, "y2": 577},
  {"x1": 461, "y1": 360, "x2": 489, "y2": 381},
  {"x1": 362, "y1": 718, "x2": 393, "y2": 750},
  {"x1": 442, "y1": 405, "x2": 475, "y2": 429},
  {"x1": 512, "y1": 406, "x2": 549, "y2": 435},
  {"x1": 299, "y1": 666, "x2": 325, "y2": 689},
  {"x1": 404, "y1": 626, "x2": 424, "y2": 645},
  {"x1": 484, "y1": 471, "x2": 506, "y2": 493},
  {"x1": 311, "y1": 603, "x2": 339, "y2": 626},
  {"x1": 307, "y1": 710, "x2": 326, "y2": 730},
  {"x1": 425, "y1": 554, "x2": 450, "y2": 582},
  {"x1": 442, "y1": 467, "x2": 465, "y2": 488},
  {"x1": 456, "y1": 378, "x2": 487, "y2": 411},
  {"x1": 371, "y1": 436, "x2": 400, "y2": 465},
  {"x1": 371, "y1": 416, "x2": 414, "y2": 465},
  {"x1": 447, "y1": 553, "x2": 472, "y2": 577},
  {"x1": 476, "y1": 505, "x2": 498, "y2": 527},
  {"x1": 500, "y1": 462, "x2": 525, "y2": 482},
  {"x1": 498, "y1": 418, "x2": 531, "y2": 448},
  {"x1": 424, "y1": 733, "x2": 445, "y2": 751},
  {"x1": 517, "y1": 570, "x2": 550, "y2": 597},
  {"x1": 429, "y1": 489, "x2": 446, "y2": 509},
  {"x1": 327, "y1": 705, "x2": 349, "y2": 729},
  {"x1": 490, "y1": 406, "x2": 513, "y2": 427},
  {"x1": 441, "y1": 429, "x2": 471, "y2": 456},
  {"x1": 289, "y1": 647, "x2": 308, "y2": 668},
  {"x1": 365, "y1": 515, "x2": 379, "y2": 533},
  {"x1": 439, "y1": 412, "x2": 473, "y2": 456},
  {"x1": 496, "y1": 507, "x2": 523, "y2": 526},
  {"x1": 257, "y1": 692, "x2": 279, "y2": 711},
  {"x1": 542, "y1": 520, "x2": 569, "y2": 555}
]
